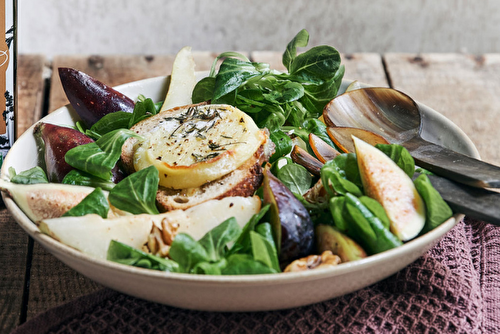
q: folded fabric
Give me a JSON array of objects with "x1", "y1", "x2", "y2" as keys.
[{"x1": 11, "y1": 217, "x2": 500, "y2": 334}]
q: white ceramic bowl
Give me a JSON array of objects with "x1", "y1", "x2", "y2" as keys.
[{"x1": 1, "y1": 75, "x2": 479, "y2": 312}]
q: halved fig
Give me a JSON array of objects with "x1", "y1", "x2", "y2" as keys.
[
  {"x1": 262, "y1": 168, "x2": 314, "y2": 264},
  {"x1": 327, "y1": 127, "x2": 390, "y2": 153},
  {"x1": 59, "y1": 67, "x2": 135, "y2": 127},
  {"x1": 290, "y1": 145, "x2": 323, "y2": 176},
  {"x1": 309, "y1": 133, "x2": 340, "y2": 163}
]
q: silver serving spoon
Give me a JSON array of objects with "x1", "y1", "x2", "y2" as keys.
[{"x1": 323, "y1": 87, "x2": 500, "y2": 188}]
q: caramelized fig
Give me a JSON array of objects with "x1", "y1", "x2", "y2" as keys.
[
  {"x1": 327, "y1": 127, "x2": 389, "y2": 153},
  {"x1": 262, "y1": 168, "x2": 314, "y2": 264},
  {"x1": 309, "y1": 133, "x2": 340, "y2": 163},
  {"x1": 34, "y1": 122, "x2": 125, "y2": 183},
  {"x1": 59, "y1": 67, "x2": 135, "y2": 127},
  {"x1": 315, "y1": 224, "x2": 367, "y2": 263},
  {"x1": 290, "y1": 145, "x2": 323, "y2": 176}
]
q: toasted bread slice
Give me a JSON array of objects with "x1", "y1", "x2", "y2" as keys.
[
  {"x1": 155, "y1": 147, "x2": 265, "y2": 211},
  {"x1": 121, "y1": 104, "x2": 274, "y2": 212}
]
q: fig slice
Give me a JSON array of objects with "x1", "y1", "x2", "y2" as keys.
[
  {"x1": 309, "y1": 133, "x2": 340, "y2": 163},
  {"x1": 58, "y1": 68, "x2": 135, "y2": 127},
  {"x1": 262, "y1": 168, "x2": 314, "y2": 264},
  {"x1": 327, "y1": 127, "x2": 389, "y2": 153},
  {"x1": 353, "y1": 136, "x2": 425, "y2": 241},
  {"x1": 290, "y1": 145, "x2": 323, "y2": 176}
]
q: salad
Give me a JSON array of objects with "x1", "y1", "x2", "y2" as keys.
[{"x1": 0, "y1": 29, "x2": 453, "y2": 275}]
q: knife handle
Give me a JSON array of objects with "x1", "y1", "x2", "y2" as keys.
[{"x1": 406, "y1": 137, "x2": 500, "y2": 188}]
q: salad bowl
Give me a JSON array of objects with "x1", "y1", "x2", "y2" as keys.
[{"x1": 1, "y1": 73, "x2": 479, "y2": 311}]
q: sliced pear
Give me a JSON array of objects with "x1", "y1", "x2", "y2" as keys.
[
  {"x1": 352, "y1": 136, "x2": 425, "y2": 241},
  {"x1": 39, "y1": 214, "x2": 154, "y2": 260},
  {"x1": 160, "y1": 46, "x2": 197, "y2": 111},
  {"x1": 166, "y1": 196, "x2": 261, "y2": 241},
  {"x1": 39, "y1": 196, "x2": 261, "y2": 259}
]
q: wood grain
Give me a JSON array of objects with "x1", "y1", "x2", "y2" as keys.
[
  {"x1": 384, "y1": 54, "x2": 500, "y2": 166},
  {"x1": 250, "y1": 52, "x2": 388, "y2": 87},
  {"x1": 0, "y1": 55, "x2": 46, "y2": 334}
]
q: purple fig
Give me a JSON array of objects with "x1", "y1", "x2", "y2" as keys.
[
  {"x1": 58, "y1": 67, "x2": 135, "y2": 127},
  {"x1": 34, "y1": 122, "x2": 125, "y2": 183},
  {"x1": 262, "y1": 168, "x2": 315, "y2": 265}
]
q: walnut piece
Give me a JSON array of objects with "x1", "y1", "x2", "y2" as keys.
[
  {"x1": 146, "y1": 217, "x2": 180, "y2": 257},
  {"x1": 284, "y1": 251, "x2": 341, "y2": 272}
]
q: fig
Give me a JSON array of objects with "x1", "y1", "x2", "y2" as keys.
[
  {"x1": 353, "y1": 136, "x2": 425, "y2": 241},
  {"x1": 315, "y1": 224, "x2": 367, "y2": 263},
  {"x1": 262, "y1": 168, "x2": 314, "y2": 264},
  {"x1": 58, "y1": 67, "x2": 135, "y2": 127},
  {"x1": 290, "y1": 145, "x2": 323, "y2": 176},
  {"x1": 34, "y1": 122, "x2": 125, "y2": 183}
]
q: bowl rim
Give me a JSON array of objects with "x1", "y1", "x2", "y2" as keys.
[{"x1": 1, "y1": 75, "x2": 476, "y2": 285}]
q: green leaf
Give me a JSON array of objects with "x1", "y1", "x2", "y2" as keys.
[
  {"x1": 192, "y1": 260, "x2": 227, "y2": 275},
  {"x1": 414, "y1": 174, "x2": 453, "y2": 235},
  {"x1": 9, "y1": 166, "x2": 48, "y2": 184},
  {"x1": 213, "y1": 58, "x2": 267, "y2": 100},
  {"x1": 221, "y1": 254, "x2": 277, "y2": 275},
  {"x1": 276, "y1": 163, "x2": 313, "y2": 196},
  {"x1": 358, "y1": 196, "x2": 391, "y2": 230},
  {"x1": 89, "y1": 111, "x2": 133, "y2": 136},
  {"x1": 282, "y1": 29, "x2": 310, "y2": 72},
  {"x1": 228, "y1": 205, "x2": 271, "y2": 256},
  {"x1": 288, "y1": 45, "x2": 341, "y2": 83},
  {"x1": 299, "y1": 65, "x2": 345, "y2": 115},
  {"x1": 321, "y1": 159, "x2": 363, "y2": 197},
  {"x1": 344, "y1": 193, "x2": 402, "y2": 254},
  {"x1": 128, "y1": 97, "x2": 158, "y2": 128},
  {"x1": 107, "y1": 240, "x2": 179, "y2": 272},
  {"x1": 62, "y1": 187, "x2": 109, "y2": 218},
  {"x1": 269, "y1": 130, "x2": 293, "y2": 163},
  {"x1": 62, "y1": 169, "x2": 115, "y2": 191},
  {"x1": 192, "y1": 77, "x2": 216, "y2": 103},
  {"x1": 253, "y1": 223, "x2": 280, "y2": 272},
  {"x1": 198, "y1": 217, "x2": 242, "y2": 262},
  {"x1": 65, "y1": 129, "x2": 142, "y2": 180},
  {"x1": 108, "y1": 165, "x2": 160, "y2": 215},
  {"x1": 169, "y1": 233, "x2": 210, "y2": 273},
  {"x1": 375, "y1": 144, "x2": 415, "y2": 178},
  {"x1": 329, "y1": 196, "x2": 348, "y2": 231}
]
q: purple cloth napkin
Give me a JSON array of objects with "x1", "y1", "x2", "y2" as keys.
[{"x1": 11, "y1": 217, "x2": 500, "y2": 334}]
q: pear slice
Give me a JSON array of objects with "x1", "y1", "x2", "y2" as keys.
[
  {"x1": 160, "y1": 46, "x2": 197, "y2": 112},
  {"x1": 39, "y1": 214, "x2": 154, "y2": 260},
  {"x1": 39, "y1": 196, "x2": 261, "y2": 259},
  {"x1": 352, "y1": 136, "x2": 425, "y2": 241}
]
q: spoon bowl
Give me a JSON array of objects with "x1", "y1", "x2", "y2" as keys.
[{"x1": 324, "y1": 87, "x2": 500, "y2": 188}]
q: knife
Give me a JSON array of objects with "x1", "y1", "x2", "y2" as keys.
[{"x1": 417, "y1": 173, "x2": 500, "y2": 226}]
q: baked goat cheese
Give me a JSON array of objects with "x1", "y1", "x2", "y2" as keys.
[{"x1": 124, "y1": 104, "x2": 267, "y2": 190}]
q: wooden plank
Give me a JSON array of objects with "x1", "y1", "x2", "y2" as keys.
[
  {"x1": 384, "y1": 53, "x2": 500, "y2": 166},
  {"x1": 16, "y1": 55, "x2": 46, "y2": 135},
  {"x1": 250, "y1": 52, "x2": 388, "y2": 87},
  {"x1": 48, "y1": 52, "x2": 223, "y2": 113},
  {"x1": 0, "y1": 55, "x2": 46, "y2": 334},
  {"x1": 26, "y1": 52, "x2": 219, "y2": 319}
]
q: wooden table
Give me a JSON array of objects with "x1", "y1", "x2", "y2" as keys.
[{"x1": 1, "y1": 52, "x2": 500, "y2": 333}]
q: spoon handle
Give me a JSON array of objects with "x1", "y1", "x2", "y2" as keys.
[
  {"x1": 421, "y1": 173, "x2": 500, "y2": 226},
  {"x1": 405, "y1": 137, "x2": 500, "y2": 188}
]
